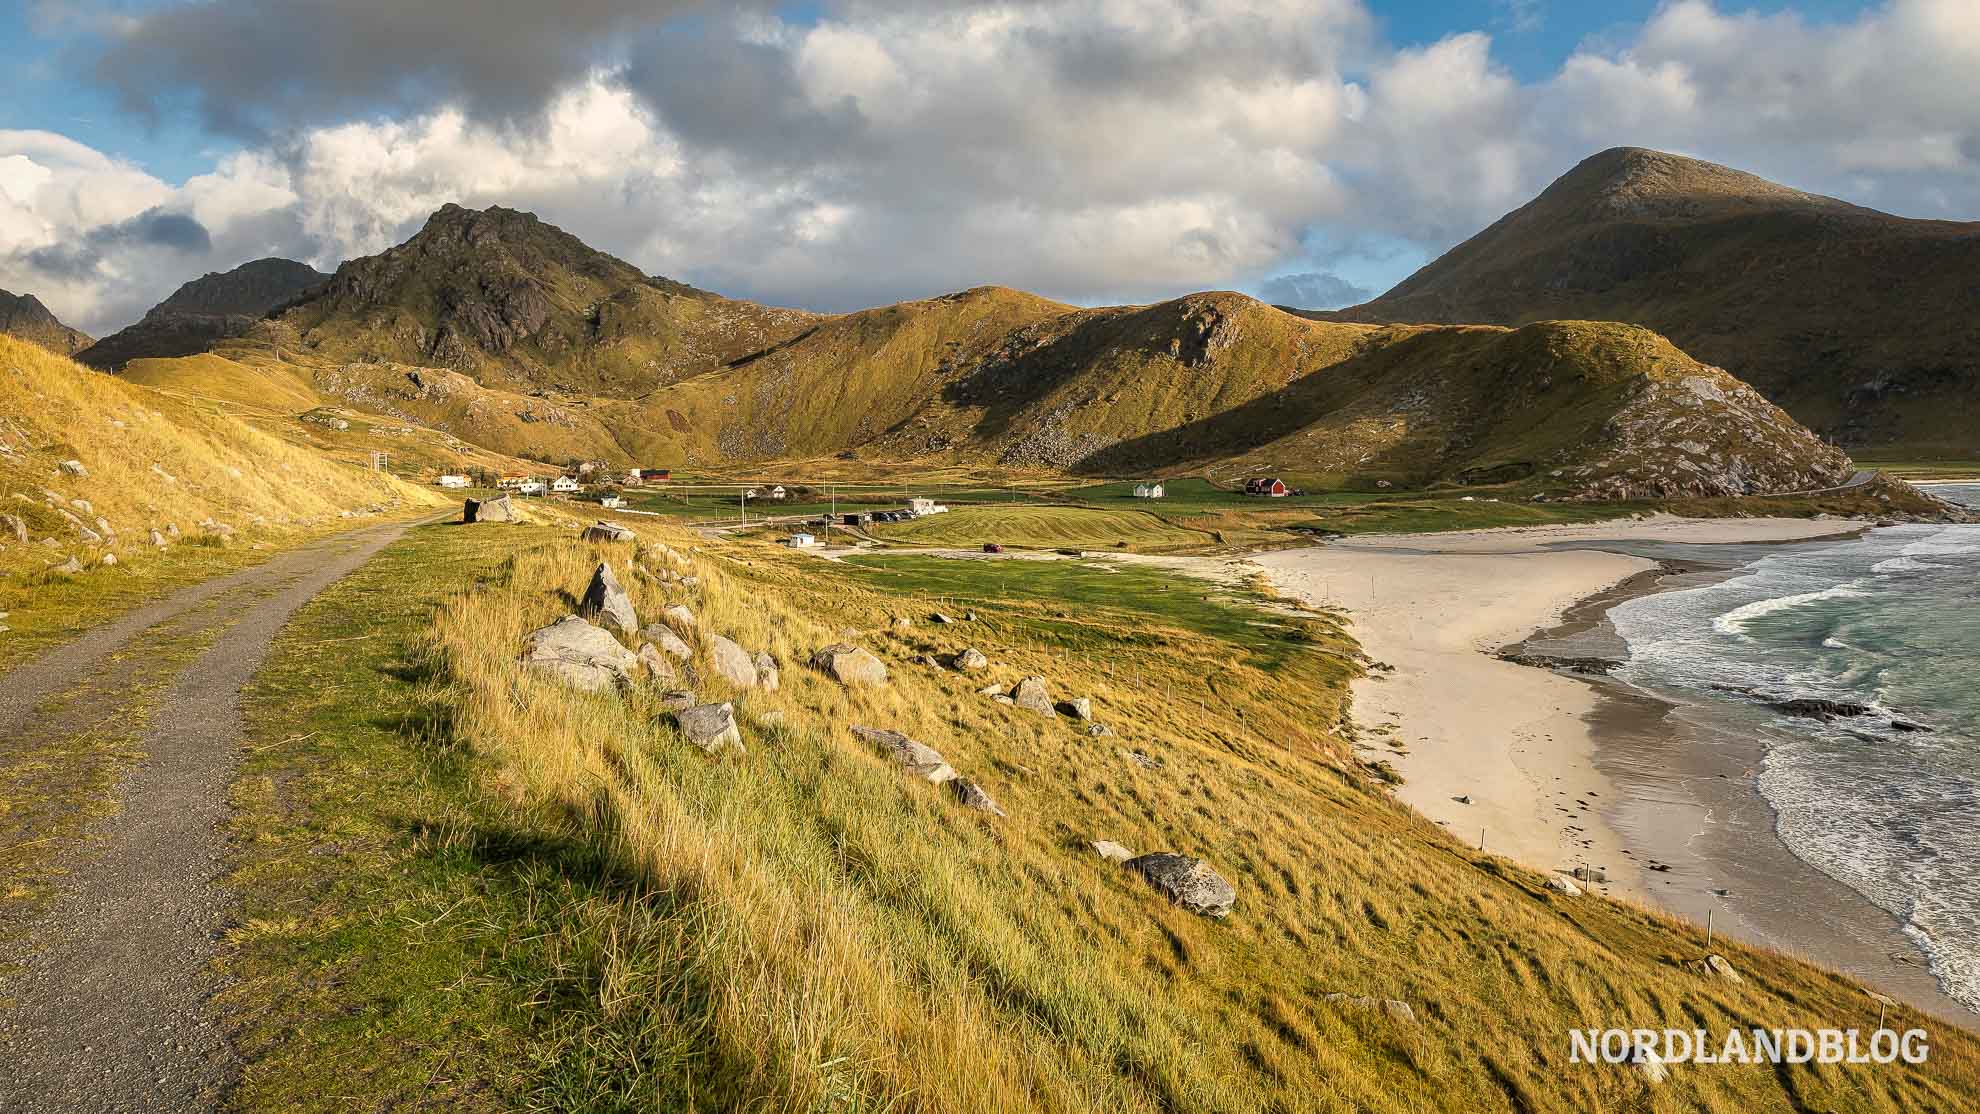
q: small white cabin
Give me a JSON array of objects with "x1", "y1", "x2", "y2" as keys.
[
  {"x1": 599, "y1": 495, "x2": 625, "y2": 509},
  {"x1": 907, "y1": 497, "x2": 948, "y2": 516},
  {"x1": 787, "y1": 532, "x2": 817, "y2": 548},
  {"x1": 768, "y1": 485, "x2": 788, "y2": 500},
  {"x1": 518, "y1": 479, "x2": 549, "y2": 496},
  {"x1": 437, "y1": 474, "x2": 470, "y2": 489},
  {"x1": 1132, "y1": 482, "x2": 1165, "y2": 499},
  {"x1": 552, "y1": 476, "x2": 582, "y2": 494}
]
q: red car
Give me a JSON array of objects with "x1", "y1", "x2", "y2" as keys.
[{"x1": 983, "y1": 543, "x2": 1003, "y2": 553}]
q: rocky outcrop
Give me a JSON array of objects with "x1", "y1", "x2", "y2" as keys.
[
  {"x1": 580, "y1": 562, "x2": 638, "y2": 635},
  {"x1": 1124, "y1": 853, "x2": 1236, "y2": 918},
  {"x1": 812, "y1": 644, "x2": 889, "y2": 687},
  {"x1": 520, "y1": 615, "x2": 638, "y2": 692}
]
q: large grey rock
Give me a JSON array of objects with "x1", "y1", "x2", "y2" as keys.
[
  {"x1": 520, "y1": 615, "x2": 638, "y2": 692},
  {"x1": 850, "y1": 726, "x2": 956, "y2": 783},
  {"x1": 641, "y1": 623, "x2": 694, "y2": 660},
  {"x1": 706, "y1": 634, "x2": 759, "y2": 688},
  {"x1": 582, "y1": 520, "x2": 636, "y2": 543},
  {"x1": 1091, "y1": 840, "x2": 1136, "y2": 864},
  {"x1": 1125, "y1": 853, "x2": 1236, "y2": 918},
  {"x1": 752, "y1": 651, "x2": 780, "y2": 692},
  {"x1": 674, "y1": 702, "x2": 744, "y2": 754},
  {"x1": 463, "y1": 495, "x2": 517, "y2": 523},
  {"x1": 580, "y1": 562, "x2": 638, "y2": 634},
  {"x1": 811, "y1": 644, "x2": 888, "y2": 687},
  {"x1": 950, "y1": 778, "x2": 1006, "y2": 817},
  {"x1": 1011, "y1": 676, "x2": 1054, "y2": 715},
  {"x1": 953, "y1": 647, "x2": 989, "y2": 672}
]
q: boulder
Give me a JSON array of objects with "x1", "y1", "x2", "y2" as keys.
[
  {"x1": 674, "y1": 702, "x2": 744, "y2": 755},
  {"x1": 1701, "y1": 954, "x2": 1744, "y2": 984},
  {"x1": 1091, "y1": 840, "x2": 1136, "y2": 864},
  {"x1": 657, "y1": 689, "x2": 697, "y2": 712},
  {"x1": 1547, "y1": 874, "x2": 1583, "y2": 897},
  {"x1": 463, "y1": 495, "x2": 517, "y2": 524},
  {"x1": 58, "y1": 459, "x2": 87, "y2": 477},
  {"x1": 638, "y1": 642, "x2": 675, "y2": 681},
  {"x1": 811, "y1": 644, "x2": 889, "y2": 686},
  {"x1": 519, "y1": 615, "x2": 638, "y2": 692},
  {"x1": 953, "y1": 647, "x2": 989, "y2": 672},
  {"x1": 931, "y1": 612, "x2": 957, "y2": 624},
  {"x1": 582, "y1": 520, "x2": 636, "y2": 544},
  {"x1": 641, "y1": 623, "x2": 694, "y2": 660},
  {"x1": 950, "y1": 778, "x2": 1006, "y2": 817},
  {"x1": 165, "y1": 522, "x2": 180, "y2": 539},
  {"x1": 580, "y1": 562, "x2": 639, "y2": 634},
  {"x1": 706, "y1": 634, "x2": 759, "y2": 688},
  {"x1": 1125, "y1": 852, "x2": 1236, "y2": 918},
  {"x1": 148, "y1": 528, "x2": 167, "y2": 548},
  {"x1": 662, "y1": 604, "x2": 697, "y2": 633},
  {"x1": 1062, "y1": 696, "x2": 1093, "y2": 721},
  {"x1": 752, "y1": 651, "x2": 780, "y2": 692},
  {"x1": 850, "y1": 725, "x2": 957, "y2": 783},
  {"x1": 1011, "y1": 676, "x2": 1054, "y2": 715}
]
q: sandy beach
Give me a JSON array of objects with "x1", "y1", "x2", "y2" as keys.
[{"x1": 1251, "y1": 514, "x2": 1864, "y2": 897}]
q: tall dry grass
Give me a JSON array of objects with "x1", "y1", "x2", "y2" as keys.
[{"x1": 431, "y1": 518, "x2": 1980, "y2": 1112}]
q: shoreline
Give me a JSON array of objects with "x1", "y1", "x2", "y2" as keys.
[{"x1": 1250, "y1": 514, "x2": 1979, "y2": 1027}]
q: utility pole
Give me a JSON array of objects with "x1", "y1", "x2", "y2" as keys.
[{"x1": 740, "y1": 489, "x2": 748, "y2": 525}]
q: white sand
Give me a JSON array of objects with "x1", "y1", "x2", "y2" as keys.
[{"x1": 1251, "y1": 515, "x2": 1864, "y2": 892}]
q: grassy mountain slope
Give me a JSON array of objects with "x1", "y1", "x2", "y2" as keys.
[
  {"x1": 0, "y1": 290, "x2": 92, "y2": 357},
  {"x1": 79, "y1": 258, "x2": 330, "y2": 372},
  {"x1": 262, "y1": 204, "x2": 820, "y2": 398},
  {"x1": 1315, "y1": 147, "x2": 1980, "y2": 457},
  {"x1": 0, "y1": 334, "x2": 436, "y2": 576}
]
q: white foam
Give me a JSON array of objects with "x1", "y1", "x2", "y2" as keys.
[
  {"x1": 1872, "y1": 555, "x2": 1948, "y2": 575},
  {"x1": 1710, "y1": 582, "x2": 1868, "y2": 638}
]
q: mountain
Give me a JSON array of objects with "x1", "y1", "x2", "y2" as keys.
[
  {"x1": 129, "y1": 203, "x2": 1861, "y2": 499},
  {"x1": 1311, "y1": 147, "x2": 1980, "y2": 457},
  {"x1": 78, "y1": 258, "x2": 330, "y2": 371},
  {"x1": 0, "y1": 290, "x2": 92, "y2": 356},
  {"x1": 260, "y1": 203, "x2": 821, "y2": 397}
]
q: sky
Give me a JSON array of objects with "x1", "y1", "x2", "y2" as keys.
[{"x1": 3, "y1": 0, "x2": 1978, "y2": 338}]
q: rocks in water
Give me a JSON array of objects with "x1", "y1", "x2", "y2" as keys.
[
  {"x1": 1889, "y1": 718, "x2": 1931, "y2": 733},
  {"x1": 1124, "y1": 852, "x2": 1236, "y2": 918},
  {"x1": 582, "y1": 520, "x2": 636, "y2": 543},
  {"x1": 850, "y1": 726, "x2": 956, "y2": 783},
  {"x1": 1497, "y1": 651, "x2": 1621, "y2": 676},
  {"x1": 1011, "y1": 676, "x2": 1054, "y2": 715},
  {"x1": 674, "y1": 702, "x2": 744, "y2": 754},
  {"x1": 953, "y1": 647, "x2": 989, "y2": 672},
  {"x1": 1548, "y1": 874, "x2": 1583, "y2": 897},
  {"x1": 58, "y1": 459, "x2": 87, "y2": 477},
  {"x1": 638, "y1": 642, "x2": 675, "y2": 681},
  {"x1": 811, "y1": 643, "x2": 889, "y2": 686},
  {"x1": 657, "y1": 689, "x2": 697, "y2": 712},
  {"x1": 706, "y1": 634, "x2": 759, "y2": 688},
  {"x1": 752, "y1": 651, "x2": 780, "y2": 692},
  {"x1": 661, "y1": 604, "x2": 697, "y2": 633},
  {"x1": 1061, "y1": 696, "x2": 1093, "y2": 721},
  {"x1": 520, "y1": 615, "x2": 638, "y2": 692},
  {"x1": 1700, "y1": 954, "x2": 1744, "y2": 984},
  {"x1": 950, "y1": 778, "x2": 1006, "y2": 817},
  {"x1": 1091, "y1": 840, "x2": 1136, "y2": 864},
  {"x1": 463, "y1": 494, "x2": 517, "y2": 523},
  {"x1": 1767, "y1": 696, "x2": 1873, "y2": 721},
  {"x1": 580, "y1": 562, "x2": 638, "y2": 634},
  {"x1": 641, "y1": 622, "x2": 694, "y2": 660}
]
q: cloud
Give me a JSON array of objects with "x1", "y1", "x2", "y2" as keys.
[{"x1": 1257, "y1": 271, "x2": 1373, "y2": 309}]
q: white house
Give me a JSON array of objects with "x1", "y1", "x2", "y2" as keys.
[
  {"x1": 907, "y1": 497, "x2": 949, "y2": 516},
  {"x1": 787, "y1": 532, "x2": 817, "y2": 548},
  {"x1": 437, "y1": 474, "x2": 470, "y2": 489},
  {"x1": 768, "y1": 485, "x2": 787, "y2": 500},
  {"x1": 552, "y1": 476, "x2": 582, "y2": 494},
  {"x1": 1133, "y1": 482, "x2": 1165, "y2": 498},
  {"x1": 599, "y1": 494, "x2": 625, "y2": 509},
  {"x1": 518, "y1": 479, "x2": 549, "y2": 496}
]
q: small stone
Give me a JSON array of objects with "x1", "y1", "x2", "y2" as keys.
[
  {"x1": 1124, "y1": 852, "x2": 1235, "y2": 918},
  {"x1": 674, "y1": 702, "x2": 744, "y2": 755},
  {"x1": 1548, "y1": 874, "x2": 1583, "y2": 897},
  {"x1": 752, "y1": 651, "x2": 780, "y2": 692},
  {"x1": 953, "y1": 648, "x2": 989, "y2": 672},
  {"x1": 148, "y1": 528, "x2": 167, "y2": 547},
  {"x1": 706, "y1": 634, "x2": 759, "y2": 688},
  {"x1": 638, "y1": 642, "x2": 675, "y2": 681},
  {"x1": 1062, "y1": 696, "x2": 1093, "y2": 721},
  {"x1": 811, "y1": 643, "x2": 889, "y2": 686},
  {"x1": 1701, "y1": 954, "x2": 1744, "y2": 984},
  {"x1": 950, "y1": 778, "x2": 1006, "y2": 816},
  {"x1": 657, "y1": 689, "x2": 696, "y2": 712},
  {"x1": 662, "y1": 604, "x2": 697, "y2": 633},
  {"x1": 54, "y1": 555, "x2": 83, "y2": 574},
  {"x1": 582, "y1": 520, "x2": 637, "y2": 543},
  {"x1": 1086, "y1": 723, "x2": 1113, "y2": 737},
  {"x1": 931, "y1": 612, "x2": 957, "y2": 624},
  {"x1": 891, "y1": 616, "x2": 914, "y2": 632},
  {"x1": 1011, "y1": 676, "x2": 1053, "y2": 715},
  {"x1": 1091, "y1": 840, "x2": 1136, "y2": 863},
  {"x1": 99, "y1": 552, "x2": 116, "y2": 567},
  {"x1": 641, "y1": 623, "x2": 694, "y2": 660},
  {"x1": 58, "y1": 459, "x2": 87, "y2": 477},
  {"x1": 850, "y1": 725, "x2": 956, "y2": 783}
]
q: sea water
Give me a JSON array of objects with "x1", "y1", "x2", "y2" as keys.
[{"x1": 1606, "y1": 485, "x2": 1980, "y2": 1013}]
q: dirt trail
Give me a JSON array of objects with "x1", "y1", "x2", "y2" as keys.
[{"x1": 0, "y1": 518, "x2": 421, "y2": 1112}]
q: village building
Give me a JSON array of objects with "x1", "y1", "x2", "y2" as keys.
[
  {"x1": 437, "y1": 474, "x2": 470, "y2": 489},
  {"x1": 552, "y1": 476, "x2": 582, "y2": 494},
  {"x1": 1244, "y1": 478, "x2": 1290, "y2": 497},
  {"x1": 624, "y1": 468, "x2": 673, "y2": 485},
  {"x1": 598, "y1": 494, "x2": 625, "y2": 509},
  {"x1": 1132, "y1": 482, "x2": 1165, "y2": 498},
  {"x1": 787, "y1": 532, "x2": 817, "y2": 548},
  {"x1": 906, "y1": 497, "x2": 949, "y2": 516},
  {"x1": 767, "y1": 485, "x2": 787, "y2": 500},
  {"x1": 517, "y1": 479, "x2": 549, "y2": 496}
]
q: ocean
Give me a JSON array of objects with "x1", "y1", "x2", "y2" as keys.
[{"x1": 1606, "y1": 484, "x2": 1980, "y2": 1013}]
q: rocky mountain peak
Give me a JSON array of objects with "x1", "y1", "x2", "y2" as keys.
[{"x1": 0, "y1": 289, "x2": 93, "y2": 356}]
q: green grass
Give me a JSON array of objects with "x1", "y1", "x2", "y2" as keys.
[
  {"x1": 866, "y1": 504, "x2": 1219, "y2": 552},
  {"x1": 0, "y1": 542, "x2": 274, "y2": 672}
]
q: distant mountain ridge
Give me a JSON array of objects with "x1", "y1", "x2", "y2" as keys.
[
  {"x1": 1311, "y1": 147, "x2": 1980, "y2": 457},
  {"x1": 79, "y1": 258, "x2": 330, "y2": 371},
  {"x1": 0, "y1": 290, "x2": 92, "y2": 356}
]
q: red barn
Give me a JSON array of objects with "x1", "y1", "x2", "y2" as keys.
[{"x1": 1244, "y1": 478, "x2": 1289, "y2": 497}]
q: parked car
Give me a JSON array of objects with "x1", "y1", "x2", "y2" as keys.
[
  {"x1": 983, "y1": 543, "x2": 1003, "y2": 554},
  {"x1": 1055, "y1": 548, "x2": 1083, "y2": 557}
]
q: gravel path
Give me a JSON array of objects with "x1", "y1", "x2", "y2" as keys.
[{"x1": 0, "y1": 519, "x2": 420, "y2": 1113}]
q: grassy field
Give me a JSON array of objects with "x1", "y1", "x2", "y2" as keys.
[
  {"x1": 866, "y1": 504, "x2": 1224, "y2": 552},
  {"x1": 206, "y1": 509, "x2": 1980, "y2": 1111}
]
